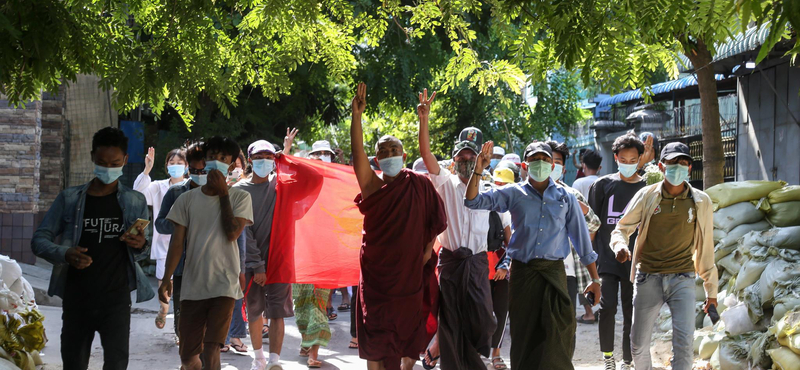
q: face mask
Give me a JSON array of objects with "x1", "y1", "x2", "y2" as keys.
[
  {"x1": 190, "y1": 174, "x2": 207, "y2": 186},
  {"x1": 527, "y1": 160, "x2": 552, "y2": 182},
  {"x1": 490, "y1": 158, "x2": 500, "y2": 169},
  {"x1": 205, "y1": 160, "x2": 231, "y2": 175},
  {"x1": 664, "y1": 164, "x2": 689, "y2": 186},
  {"x1": 378, "y1": 156, "x2": 404, "y2": 177},
  {"x1": 320, "y1": 155, "x2": 332, "y2": 163},
  {"x1": 455, "y1": 160, "x2": 476, "y2": 179},
  {"x1": 550, "y1": 164, "x2": 564, "y2": 182},
  {"x1": 252, "y1": 159, "x2": 274, "y2": 178},
  {"x1": 94, "y1": 164, "x2": 124, "y2": 184},
  {"x1": 617, "y1": 162, "x2": 638, "y2": 178},
  {"x1": 167, "y1": 165, "x2": 186, "y2": 179}
]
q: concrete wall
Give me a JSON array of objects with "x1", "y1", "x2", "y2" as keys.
[{"x1": 736, "y1": 62, "x2": 800, "y2": 185}]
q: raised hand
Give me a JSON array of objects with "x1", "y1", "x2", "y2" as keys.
[
  {"x1": 475, "y1": 140, "x2": 494, "y2": 173},
  {"x1": 417, "y1": 88, "x2": 436, "y2": 120},
  {"x1": 352, "y1": 82, "x2": 366, "y2": 116},
  {"x1": 144, "y1": 147, "x2": 155, "y2": 175},
  {"x1": 284, "y1": 127, "x2": 299, "y2": 152},
  {"x1": 639, "y1": 135, "x2": 655, "y2": 169}
]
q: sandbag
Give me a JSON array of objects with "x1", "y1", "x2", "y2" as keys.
[
  {"x1": 769, "y1": 347, "x2": 800, "y2": 370},
  {"x1": 700, "y1": 333, "x2": 722, "y2": 360},
  {"x1": 760, "y1": 259, "x2": 800, "y2": 304},
  {"x1": 717, "y1": 338, "x2": 750, "y2": 370},
  {"x1": 710, "y1": 345, "x2": 721, "y2": 369},
  {"x1": 735, "y1": 259, "x2": 770, "y2": 292},
  {"x1": 715, "y1": 242, "x2": 739, "y2": 263},
  {"x1": 714, "y1": 202, "x2": 765, "y2": 232},
  {"x1": 768, "y1": 201, "x2": 800, "y2": 227},
  {"x1": 722, "y1": 303, "x2": 759, "y2": 335},
  {"x1": 707, "y1": 180, "x2": 786, "y2": 210},
  {"x1": 774, "y1": 298, "x2": 800, "y2": 324},
  {"x1": 0, "y1": 255, "x2": 22, "y2": 287},
  {"x1": 717, "y1": 253, "x2": 742, "y2": 275},
  {"x1": 769, "y1": 185, "x2": 800, "y2": 204},
  {"x1": 757, "y1": 226, "x2": 800, "y2": 249},
  {"x1": 717, "y1": 221, "x2": 772, "y2": 249},
  {"x1": 714, "y1": 228, "x2": 727, "y2": 243}
]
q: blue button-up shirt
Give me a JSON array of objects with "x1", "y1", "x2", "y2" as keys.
[{"x1": 464, "y1": 178, "x2": 598, "y2": 265}]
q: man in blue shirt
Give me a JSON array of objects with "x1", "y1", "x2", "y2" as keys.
[{"x1": 464, "y1": 140, "x2": 602, "y2": 370}]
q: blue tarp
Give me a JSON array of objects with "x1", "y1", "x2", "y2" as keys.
[
  {"x1": 120, "y1": 120, "x2": 145, "y2": 163},
  {"x1": 596, "y1": 74, "x2": 728, "y2": 108}
]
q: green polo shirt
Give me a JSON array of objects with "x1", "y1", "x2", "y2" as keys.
[{"x1": 639, "y1": 185, "x2": 697, "y2": 274}]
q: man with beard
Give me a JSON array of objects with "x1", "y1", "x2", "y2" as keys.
[{"x1": 417, "y1": 89, "x2": 496, "y2": 370}]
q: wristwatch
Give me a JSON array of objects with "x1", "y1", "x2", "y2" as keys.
[{"x1": 592, "y1": 278, "x2": 602, "y2": 285}]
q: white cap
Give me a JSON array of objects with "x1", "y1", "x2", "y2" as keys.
[
  {"x1": 502, "y1": 153, "x2": 521, "y2": 163},
  {"x1": 247, "y1": 140, "x2": 276, "y2": 157},
  {"x1": 413, "y1": 158, "x2": 428, "y2": 173},
  {"x1": 310, "y1": 140, "x2": 335, "y2": 155},
  {"x1": 493, "y1": 146, "x2": 506, "y2": 156}
]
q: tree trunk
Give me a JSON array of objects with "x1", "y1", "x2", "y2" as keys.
[{"x1": 685, "y1": 38, "x2": 725, "y2": 189}]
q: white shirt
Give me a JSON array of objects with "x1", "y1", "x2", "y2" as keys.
[
  {"x1": 572, "y1": 175, "x2": 599, "y2": 200},
  {"x1": 134, "y1": 173, "x2": 183, "y2": 259},
  {"x1": 430, "y1": 165, "x2": 490, "y2": 254}
]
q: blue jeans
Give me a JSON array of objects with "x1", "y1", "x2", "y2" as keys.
[
  {"x1": 631, "y1": 272, "x2": 695, "y2": 370},
  {"x1": 226, "y1": 299, "x2": 247, "y2": 344}
]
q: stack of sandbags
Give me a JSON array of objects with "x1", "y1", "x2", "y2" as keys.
[
  {"x1": 0, "y1": 255, "x2": 44, "y2": 370},
  {"x1": 768, "y1": 307, "x2": 800, "y2": 370},
  {"x1": 755, "y1": 185, "x2": 800, "y2": 227}
]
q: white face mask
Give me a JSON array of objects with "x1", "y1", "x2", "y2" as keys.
[
  {"x1": 550, "y1": 164, "x2": 564, "y2": 182},
  {"x1": 320, "y1": 156, "x2": 332, "y2": 163},
  {"x1": 251, "y1": 159, "x2": 274, "y2": 178},
  {"x1": 378, "y1": 156, "x2": 404, "y2": 177},
  {"x1": 190, "y1": 174, "x2": 207, "y2": 186}
]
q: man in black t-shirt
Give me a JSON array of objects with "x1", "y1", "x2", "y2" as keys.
[
  {"x1": 32, "y1": 127, "x2": 151, "y2": 370},
  {"x1": 588, "y1": 133, "x2": 646, "y2": 370}
]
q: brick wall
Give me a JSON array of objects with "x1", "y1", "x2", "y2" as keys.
[
  {"x1": 0, "y1": 96, "x2": 41, "y2": 213},
  {"x1": 40, "y1": 89, "x2": 66, "y2": 210}
]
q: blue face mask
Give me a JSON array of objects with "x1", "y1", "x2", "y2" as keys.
[
  {"x1": 490, "y1": 158, "x2": 501, "y2": 169},
  {"x1": 190, "y1": 174, "x2": 207, "y2": 186},
  {"x1": 204, "y1": 160, "x2": 231, "y2": 175},
  {"x1": 549, "y1": 164, "x2": 564, "y2": 182},
  {"x1": 167, "y1": 165, "x2": 186, "y2": 179},
  {"x1": 94, "y1": 164, "x2": 124, "y2": 184},
  {"x1": 664, "y1": 164, "x2": 689, "y2": 186},
  {"x1": 251, "y1": 159, "x2": 274, "y2": 178},
  {"x1": 378, "y1": 156, "x2": 404, "y2": 177},
  {"x1": 617, "y1": 162, "x2": 638, "y2": 178}
]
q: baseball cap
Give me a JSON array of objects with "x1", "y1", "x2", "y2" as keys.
[
  {"x1": 493, "y1": 168, "x2": 515, "y2": 184},
  {"x1": 452, "y1": 127, "x2": 483, "y2": 157},
  {"x1": 493, "y1": 146, "x2": 506, "y2": 156},
  {"x1": 523, "y1": 142, "x2": 553, "y2": 160},
  {"x1": 501, "y1": 153, "x2": 521, "y2": 164},
  {"x1": 247, "y1": 140, "x2": 276, "y2": 157},
  {"x1": 310, "y1": 140, "x2": 335, "y2": 155},
  {"x1": 412, "y1": 158, "x2": 428, "y2": 173},
  {"x1": 660, "y1": 142, "x2": 691, "y2": 162}
]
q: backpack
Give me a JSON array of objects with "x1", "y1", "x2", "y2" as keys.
[{"x1": 487, "y1": 211, "x2": 505, "y2": 252}]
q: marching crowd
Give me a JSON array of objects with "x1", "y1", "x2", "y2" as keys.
[{"x1": 30, "y1": 83, "x2": 718, "y2": 370}]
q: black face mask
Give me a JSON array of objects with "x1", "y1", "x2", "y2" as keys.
[{"x1": 455, "y1": 160, "x2": 476, "y2": 179}]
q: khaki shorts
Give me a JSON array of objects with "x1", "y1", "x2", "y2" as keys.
[
  {"x1": 244, "y1": 271, "x2": 294, "y2": 319},
  {"x1": 178, "y1": 297, "x2": 235, "y2": 361}
]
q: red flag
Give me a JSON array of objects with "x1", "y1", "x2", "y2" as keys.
[{"x1": 266, "y1": 155, "x2": 363, "y2": 289}]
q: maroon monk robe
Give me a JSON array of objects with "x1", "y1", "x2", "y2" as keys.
[{"x1": 354, "y1": 169, "x2": 447, "y2": 370}]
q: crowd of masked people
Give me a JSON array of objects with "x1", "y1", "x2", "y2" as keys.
[{"x1": 30, "y1": 83, "x2": 717, "y2": 370}]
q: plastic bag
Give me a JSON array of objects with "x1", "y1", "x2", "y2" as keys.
[
  {"x1": 768, "y1": 201, "x2": 800, "y2": 227},
  {"x1": 717, "y1": 221, "x2": 772, "y2": 249},
  {"x1": 756, "y1": 226, "x2": 800, "y2": 250},
  {"x1": 735, "y1": 259, "x2": 770, "y2": 292},
  {"x1": 722, "y1": 303, "x2": 759, "y2": 335},
  {"x1": 714, "y1": 202, "x2": 765, "y2": 232},
  {"x1": 760, "y1": 259, "x2": 800, "y2": 304},
  {"x1": 707, "y1": 180, "x2": 786, "y2": 210},
  {"x1": 768, "y1": 347, "x2": 800, "y2": 370},
  {"x1": 769, "y1": 185, "x2": 800, "y2": 204}
]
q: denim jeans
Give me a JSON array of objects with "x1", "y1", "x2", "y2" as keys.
[
  {"x1": 225, "y1": 298, "x2": 247, "y2": 344},
  {"x1": 631, "y1": 272, "x2": 696, "y2": 370}
]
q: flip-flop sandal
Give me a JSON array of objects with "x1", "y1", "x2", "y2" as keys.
[
  {"x1": 230, "y1": 340, "x2": 248, "y2": 353},
  {"x1": 155, "y1": 309, "x2": 167, "y2": 329},
  {"x1": 326, "y1": 307, "x2": 338, "y2": 321},
  {"x1": 307, "y1": 359, "x2": 322, "y2": 368},
  {"x1": 220, "y1": 344, "x2": 231, "y2": 353},
  {"x1": 348, "y1": 340, "x2": 359, "y2": 349},
  {"x1": 492, "y1": 357, "x2": 508, "y2": 370},
  {"x1": 338, "y1": 303, "x2": 351, "y2": 311},
  {"x1": 262, "y1": 324, "x2": 270, "y2": 339},
  {"x1": 422, "y1": 349, "x2": 440, "y2": 370},
  {"x1": 576, "y1": 316, "x2": 597, "y2": 324},
  {"x1": 299, "y1": 347, "x2": 310, "y2": 357}
]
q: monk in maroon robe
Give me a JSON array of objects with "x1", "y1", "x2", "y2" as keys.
[{"x1": 350, "y1": 82, "x2": 447, "y2": 370}]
